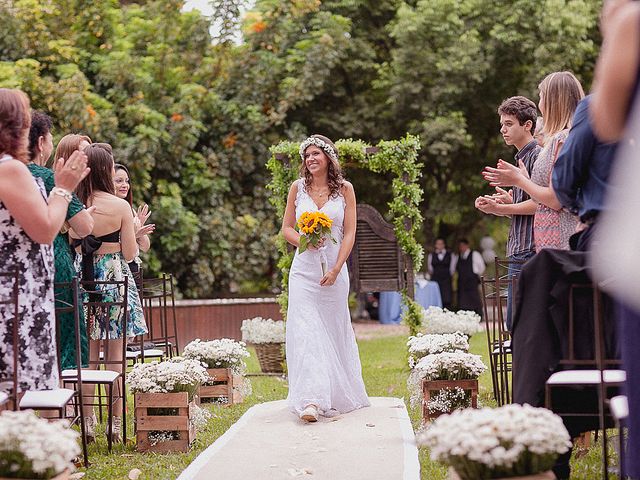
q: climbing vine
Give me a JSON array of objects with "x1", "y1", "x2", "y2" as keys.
[{"x1": 266, "y1": 134, "x2": 424, "y2": 335}]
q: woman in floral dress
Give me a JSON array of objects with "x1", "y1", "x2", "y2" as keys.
[
  {"x1": 71, "y1": 142, "x2": 147, "y2": 441},
  {"x1": 0, "y1": 88, "x2": 88, "y2": 394}
]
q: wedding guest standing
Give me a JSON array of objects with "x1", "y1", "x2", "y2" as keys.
[
  {"x1": 589, "y1": 2, "x2": 640, "y2": 478},
  {"x1": 113, "y1": 163, "x2": 154, "y2": 275},
  {"x1": 475, "y1": 96, "x2": 540, "y2": 329},
  {"x1": 72, "y1": 143, "x2": 147, "y2": 442},
  {"x1": 52, "y1": 133, "x2": 91, "y2": 166},
  {"x1": 0, "y1": 89, "x2": 88, "y2": 393},
  {"x1": 427, "y1": 238, "x2": 454, "y2": 309},
  {"x1": 453, "y1": 239, "x2": 485, "y2": 316},
  {"x1": 483, "y1": 72, "x2": 584, "y2": 251},
  {"x1": 27, "y1": 111, "x2": 93, "y2": 371}
]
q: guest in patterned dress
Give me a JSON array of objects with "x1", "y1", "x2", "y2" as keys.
[
  {"x1": 71, "y1": 142, "x2": 147, "y2": 442},
  {"x1": 0, "y1": 88, "x2": 88, "y2": 394},
  {"x1": 483, "y1": 71, "x2": 585, "y2": 251},
  {"x1": 26, "y1": 111, "x2": 93, "y2": 371}
]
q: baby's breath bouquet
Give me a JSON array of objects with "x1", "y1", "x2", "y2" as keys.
[
  {"x1": 407, "y1": 332, "x2": 470, "y2": 368},
  {"x1": 241, "y1": 317, "x2": 285, "y2": 344},
  {"x1": 417, "y1": 404, "x2": 571, "y2": 479},
  {"x1": 297, "y1": 211, "x2": 336, "y2": 274},
  {"x1": 128, "y1": 358, "x2": 209, "y2": 401},
  {"x1": 407, "y1": 352, "x2": 487, "y2": 408},
  {"x1": 0, "y1": 410, "x2": 80, "y2": 479},
  {"x1": 182, "y1": 338, "x2": 250, "y2": 375}
]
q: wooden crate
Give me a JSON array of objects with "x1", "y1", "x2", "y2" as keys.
[
  {"x1": 422, "y1": 379, "x2": 478, "y2": 422},
  {"x1": 199, "y1": 368, "x2": 244, "y2": 404},
  {"x1": 135, "y1": 392, "x2": 196, "y2": 453}
]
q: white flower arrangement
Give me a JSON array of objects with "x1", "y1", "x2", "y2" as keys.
[
  {"x1": 407, "y1": 332, "x2": 470, "y2": 368},
  {"x1": 128, "y1": 358, "x2": 209, "y2": 400},
  {"x1": 426, "y1": 386, "x2": 471, "y2": 415},
  {"x1": 182, "y1": 338, "x2": 250, "y2": 375},
  {"x1": 241, "y1": 317, "x2": 285, "y2": 344},
  {"x1": 0, "y1": 410, "x2": 80, "y2": 479},
  {"x1": 421, "y1": 306, "x2": 482, "y2": 336},
  {"x1": 407, "y1": 352, "x2": 486, "y2": 408},
  {"x1": 416, "y1": 404, "x2": 572, "y2": 479}
]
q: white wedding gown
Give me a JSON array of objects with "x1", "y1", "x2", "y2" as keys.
[{"x1": 286, "y1": 179, "x2": 370, "y2": 416}]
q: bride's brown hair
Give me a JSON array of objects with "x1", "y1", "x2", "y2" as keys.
[{"x1": 300, "y1": 134, "x2": 344, "y2": 198}]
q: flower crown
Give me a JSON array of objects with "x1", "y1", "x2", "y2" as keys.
[{"x1": 299, "y1": 136, "x2": 338, "y2": 162}]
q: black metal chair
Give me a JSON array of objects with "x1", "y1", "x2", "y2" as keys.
[
  {"x1": 61, "y1": 278, "x2": 130, "y2": 451},
  {"x1": 0, "y1": 269, "x2": 20, "y2": 410},
  {"x1": 139, "y1": 273, "x2": 180, "y2": 361},
  {"x1": 480, "y1": 258, "x2": 525, "y2": 406},
  {"x1": 545, "y1": 284, "x2": 624, "y2": 480},
  {"x1": 26, "y1": 278, "x2": 90, "y2": 466}
]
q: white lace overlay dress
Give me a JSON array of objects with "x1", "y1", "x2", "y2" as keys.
[{"x1": 286, "y1": 179, "x2": 370, "y2": 416}]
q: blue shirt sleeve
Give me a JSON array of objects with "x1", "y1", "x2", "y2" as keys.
[{"x1": 552, "y1": 98, "x2": 595, "y2": 214}]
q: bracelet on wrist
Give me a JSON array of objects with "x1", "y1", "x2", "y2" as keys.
[{"x1": 50, "y1": 187, "x2": 72, "y2": 203}]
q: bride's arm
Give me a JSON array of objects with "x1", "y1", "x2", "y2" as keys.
[
  {"x1": 320, "y1": 182, "x2": 356, "y2": 286},
  {"x1": 281, "y1": 181, "x2": 301, "y2": 248}
]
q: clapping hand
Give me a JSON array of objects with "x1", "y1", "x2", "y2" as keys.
[
  {"x1": 134, "y1": 204, "x2": 155, "y2": 238},
  {"x1": 482, "y1": 159, "x2": 528, "y2": 187},
  {"x1": 54, "y1": 150, "x2": 89, "y2": 192},
  {"x1": 491, "y1": 186, "x2": 513, "y2": 204}
]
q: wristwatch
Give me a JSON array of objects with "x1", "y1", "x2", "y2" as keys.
[{"x1": 50, "y1": 187, "x2": 72, "y2": 203}]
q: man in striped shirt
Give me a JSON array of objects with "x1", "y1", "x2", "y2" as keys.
[{"x1": 475, "y1": 96, "x2": 541, "y2": 329}]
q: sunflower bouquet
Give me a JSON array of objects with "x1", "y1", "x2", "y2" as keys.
[{"x1": 297, "y1": 211, "x2": 336, "y2": 274}]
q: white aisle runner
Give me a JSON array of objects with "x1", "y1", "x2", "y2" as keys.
[{"x1": 177, "y1": 397, "x2": 420, "y2": 480}]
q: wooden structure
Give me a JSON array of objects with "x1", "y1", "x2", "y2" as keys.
[
  {"x1": 135, "y1": 392, "x2": 196, "y2": 453},
  {"x1": 199, "y1": 368, "x2": 244, "y2": 404},
  {"x1": 349, "y1": 203, "x2": 414, "y2": 299},
  {"x1": 422, "y1": 379, "x2": 478, "y2": 422}
]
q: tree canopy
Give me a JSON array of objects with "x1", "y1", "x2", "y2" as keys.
[{"x1": 0, "y1": 0, "x2": 602, "y2": 297}]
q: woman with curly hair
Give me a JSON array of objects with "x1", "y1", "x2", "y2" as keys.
[{"x1": 281, "y1": 134, "x2": 369, "y2": 422}]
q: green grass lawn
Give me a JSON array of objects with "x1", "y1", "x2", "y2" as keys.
[{"x1": 80, "y1": 332, "x2": 616, "y2": 479}]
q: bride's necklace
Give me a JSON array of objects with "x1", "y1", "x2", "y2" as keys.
[{"x1": 309, "y1": 186, "x2": 330, "y2": 204}]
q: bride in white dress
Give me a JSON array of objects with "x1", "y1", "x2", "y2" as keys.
[{"x1": 281, "y1": 134, "x2": 370, "y2": 422}]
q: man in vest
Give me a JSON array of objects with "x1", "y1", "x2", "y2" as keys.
[
  {"x1": 427, "y1": 238, "x2": 454, "y2": 309},
  {"x1": 454, "y1": 238, "x2": 486, "y2": 316}
]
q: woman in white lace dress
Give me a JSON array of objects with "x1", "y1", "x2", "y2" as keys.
[{"x1": 281, "y1": 134, "x2": 370, "y2": 422}]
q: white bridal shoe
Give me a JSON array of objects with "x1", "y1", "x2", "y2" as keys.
[{"x1": 300, "y1": 405, "x2": 318, "y2": 422}]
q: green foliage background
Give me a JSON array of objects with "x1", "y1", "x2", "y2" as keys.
[{"x1": 0, "y1": 0, "x2": 602, "y2": 297}]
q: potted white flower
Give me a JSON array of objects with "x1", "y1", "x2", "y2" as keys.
[
  {"x1": 422, "y1": 306, "x2": 482, "y2": 336},
  {"x1": 129, "y1": 358, "x2": 211, "y2": 453},
  {"x1": 0, "y1": 410, "x2": 80, "y2": 480},
  {"x1": 407, "y1": 332, "x2": 470, "y2": 368},
  {"x1": 417, "y1": 404, "x2": 572, "y2": 479},
  {"x1": 408, "y1": 351, "x2": 487, "y2": 421},
  {"x1": 240, "y1": 317, "x2": 286, "y2": 374},
  {"x1": 182, "y1": 338, "x2": 252, "y2": 404}
]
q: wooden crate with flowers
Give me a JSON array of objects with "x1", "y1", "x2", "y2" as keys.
[
  {"x1": 407, "y1": 330, "x2": 486, "y2": 422},
  {"x1": 241, "y1": 317, "x2": 286, "y2": 374},
  {"x1": 417, "y1": 404, "x2": 571, "y2": 479},
  {"x1": 0, "y1": 410, "x2": 80, "y2": 480},
  {"x1": 129, "y1": 358, "x2": 212, "y2": 453},
  {"x1": 182, "y1": 338, "x2": 252, "y2": 404}
]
